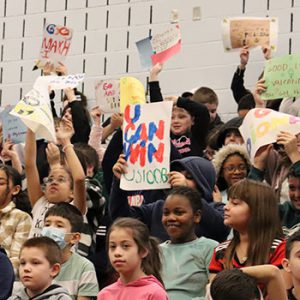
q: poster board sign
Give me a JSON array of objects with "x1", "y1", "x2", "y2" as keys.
[
  {"x1": 34, "y1": 74, "x2": 85, "y2": 90},
  {"x1": 136, "y1": 37, "x2": 153, "y2": 70},
  {"x1": 36, "y1": 23, "x2": 73, "y2": 68},
  {"x1": 120, "y1": 77, "x2": 146, "y2": 113},
  {"x1": 0, "y1": 106, "x2": 27, "y2": 144},
  {"x1": 261, "y1": 54, "x2": 300, "y2": 100},
  {"x1": 120, "y1": 101, "x2": 173, "y2": 191},
  {"x1": 151, "y1": 24, "x2": 181, "y2": 65},
  {"x1": 239, "y1": 108, "x2": 300, "y2": 160},
  {"x1": 221, "y1": 17, "x2": 278, "y2": 51},
  {"x1": 10, "y1": 79, "x2": 56, "y2": 142},
  {"x1": 95, "y1": 79, "x2": 120, "y2": 113}
]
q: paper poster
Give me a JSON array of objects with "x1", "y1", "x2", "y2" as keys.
[
  {"x1": 221, "y1": 17, "x2": 278, "y2": 51},
  {"x1": 151, "y1": 25, "x2": 181, "y2": 65},
  {"x1": 0, "y1": 106, "x2": 27, "y2": 144},
  {"x1": 10, "y1": 79, "x2": 56, "y2": 142},
  {"x1": 120, "y1": 101, "x2": 173, "y2": 190},
  {"x1": 120, "y1": 77, "x2": 146, "y2": 113},
  {"x1": 261, "y1": 54, "x2": 300, "y2": 100},
  {"x1": 95, "y1": 79, "x2": 120, "y2": 113},
  {"x1": 239, "y1": 108, "x2": 300, "y2": 160},
  {"x1": 36, "y1": 23, "x2": 73, "y2": 68},
  {"x1": 136, "y1": 37, "x2": 153, "y2": 70},
  {"x1": 35, "y1": 74, "x2": 85, "y2": 90}
]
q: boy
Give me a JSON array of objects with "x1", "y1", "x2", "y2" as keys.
[
  {"x1": 9, "y1": 237, "x2": 71, "y2": 300},
  {"x1": 282, "y1": 230, "x2": 300, "y2": 300},
  {"x1": 192, "y1": 87, "x2": 223, "y2": 132},
  {"x1": 42, "y1": 203, "x2": 99, "y2": 300}
]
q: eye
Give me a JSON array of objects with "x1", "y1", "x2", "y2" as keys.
[
  {"x1": 122, "y1": 244, "x2": 130, "y2": 249},
  {"x1": 163, "y1": 210, "x2": 170, "y2": 216},
  {"x1": 109, "y1": 244, "x2": 116, "y2": 250}
]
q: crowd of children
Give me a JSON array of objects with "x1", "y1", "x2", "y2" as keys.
[{"x1": 1, "y1": 40, "x2": 300, "y2": 300}]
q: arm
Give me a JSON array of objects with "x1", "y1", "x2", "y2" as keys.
[
  {"x1": 242, "y1": 265, "x2": 287, "y2": 300},
  {"x1": 101, "y1": 113, "x2": 123, "y2": 143},
  {"x1": 56, "y1": 119, "x2": 86, "y2": 214},
  {"x1": 230, "y1": 46, "x2": 250, "y2": 103},
  {"x1": 24, "y1": 129, "x2": 44, "y2": 207},
  {"x1": 1, "y1": 140, "x2": 23, "y2": 174},
  {"x1": 9, "y1": 214, "x2": 32, "y2": 274},
  {"x1": 149, "y1": 63, "x2": 164, "y2": 103},
  {"x1": 0, "y1": 251, "x2": 14, "y2": 299},
  {"x1": 277, "y1": 131, "x2": 300, "y2": 164}
]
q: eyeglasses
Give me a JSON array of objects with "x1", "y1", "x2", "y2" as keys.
[
  {"x1": 223, "y1": 164, "x2": 247, "y2": 173},
  {"x1": 43, "y1": 177, "x2": 68, "y2": 185}
]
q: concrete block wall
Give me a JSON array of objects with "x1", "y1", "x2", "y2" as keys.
[{"x1": 0, "y1": 0, "x2": 296, "y2": 121}]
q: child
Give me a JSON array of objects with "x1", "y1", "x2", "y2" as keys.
[
  {"x1": 209, "y1": 179, "x2": 287, "y2": 285},
  {"x1": 25, "y1": 118, "x2": 86, "y2": 238},
  {"x1": 208, "y1": 265, "x2": 287, "y2": 300},
  {"x1": 0, "y1": 164, "x2": 32, "y2": 274},
  {"x1": 9, "y1": 236, "x2": 71, "y2": 300},
  {"x1": 160, "y1": 186, "x2": 218, "y2": 299},
  {"x1": 192, "y1": 86, "x2": 223, "y2": 132},
  {"x1": 97, "y1": 217, "x2": 168, "y2": 300},
  {"x1": 42, "y1": 203, "x2": 99, "y2": 300},
  {"x1": 282, "y1": 230, "x2": 300, "y2": 300}
]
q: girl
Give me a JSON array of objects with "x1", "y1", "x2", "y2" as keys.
[
  {"x1": 97, "y1": 218, "x2": 168, "y2": 300},
  {"x1": 0, "y1": 164, "x2": 32, "y2": 274},
  {"x1": 160, "y1": 186, "x2": 218, "y2": 299},
  {"x1": 208, "y1": 179, "x2": 288, "y2": 286},
  {"x1": 212, "y1": 144, "x2": 250, "y2": 203},
  {"x1": 25, "y1": 118, "x2": 86, "y2": 238}
]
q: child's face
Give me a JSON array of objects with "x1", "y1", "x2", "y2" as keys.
[
  {"x1": 222, "y1": 155, "x2": 247, "y2": 187},
  {"x1": 108, "y1": 228, "x2": 146, "y2": 278},
  {"x1": 44, "y1": 168, "x2": 73, "y2": 203},
  {"x1": 288, "y1": 176, "x2": 300, "y2": 211},
  {"x1": 0, "y1": 170, "x2": 18, "y2": 209},
  {"x1": 224, "y1": 130, "x2": 244, "y2": 146},
  {"x1": 171, "y1": 107, "x2": 194, "y2": 136},
  {"x1": 19, "y1": 247, "x2": 59, "y2": 298},
  {"x1": 224, "y1": 198, "x2": 250, "y2": 231},
  {"x1": 283, "y1": 241, "x2": 300, "y2": 282},
  {"x1": 162, "y1": 194, "x2": 200, "y2": 243},
  {"x1": 204, "y1": 103, "x2": 217, "y2": 123}
]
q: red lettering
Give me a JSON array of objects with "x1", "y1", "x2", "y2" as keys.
[
  {"x1": 129, "y1": 144, "x2": 146, "y2": 167},
  {"x1": 254, "y1": 108, "x2": 271, "y2": 118},
  {"x1": 153, "y1": 143, "x2": 164, "y2": 163}
]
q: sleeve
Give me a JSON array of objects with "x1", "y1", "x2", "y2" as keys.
[
  {"x1": 230, "y1": 67, "x2": 249, "y2": 103},
  {"x1": 78, "y1": 261, "x2": 99, "y2": 297},
  {"x1": 88, "y1": 124, "x2": 106, "y2": 164},
  {"x1": 292, "y1": 160, "x2": 300, "y2": 176},
  {"x1": 9, "y1": 213, "x2": 32, "y2": 274},
  {"x1": 269, "y1": 239, "x2": 286, "y2": 269},
  {"x1": 248, "y1": 166, "x2": 265, "y2": 182},
  {"x1": 176, "y1": 97, "x2": 210, "y2": 148},
  {"x1": 149, "y1": 289, "x2": 169, "y2": 300},
  {"x1": 0, "y1": 252, "x2": 14, "y2": 299},
  {"x1": 208, "y1": 248, "x2": 224, "y2": 274},
  {"x1": 204, "y1": 241, "x2": 219, "y2": 272},
  {"x1": 69, "y1": 101, "x2": 91, "y2": 144},
  {"x1": 149, "y1": 81, "x2": 164, "y2": 103}
]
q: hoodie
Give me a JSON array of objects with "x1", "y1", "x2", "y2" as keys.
[
  {"x1": 97, "y1": 275, "x2": 168, "y2": 300},
  {"x1": 109, "y1": 156, "x2": 229, "y2": 242},
  {"x1": 9, "y1": 284, "x2": 72, "y2": 300}
]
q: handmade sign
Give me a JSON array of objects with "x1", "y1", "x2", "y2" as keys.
[
  {"x1": 239, "y1": 108, "x2": 300, "y2": 160},
  {"x1": 136, "y1": 37, "x2": 153, "y2": 70},
  {"x1": 35, "y1": 74, "x2": 85, "y2": 90},
  {"x1": 10, "y1": 78, "x2": 56, "y2": 142},
  {"x1": 221, "y1": 17, "x2": 278, "y2": 51},
  {"x1": 120, "y1": 101, "x2": 173, "y2": 190},
  {"x1": 151, "y1": 24, "x2": 181, "y2": 64},
  {"x1": 95, "y1": 79, "x2": 120, "y2": 113},
  {"x1": 261, "y1": 54, "x2": 300, "y2": 100},
  {"x1": 120, "y1": 77, "x2": 146, "y2": 113},
  {"x1": 36, "y1": 23, "x2": 73, "y2": 68},
  {"x1": 0, "y1": 106, "x2": 27, "y2": 144}
]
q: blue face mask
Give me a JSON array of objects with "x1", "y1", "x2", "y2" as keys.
[{"x1": 41, "y1": 226, "x2": 67, "y2": 249}]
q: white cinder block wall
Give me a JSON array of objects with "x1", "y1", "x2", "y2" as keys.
[{"x1": 0, "y1": 0, "x2": 298, "y2": 121}]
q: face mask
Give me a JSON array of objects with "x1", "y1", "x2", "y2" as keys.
[{"x1": 41, "y1": 226, "x2": 67, "y2": 249}]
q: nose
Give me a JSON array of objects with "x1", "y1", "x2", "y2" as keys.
[
  {"x1": 113, "y1": 246, "x2": 122, "y2": 257},
  {"x1": 295, "y1": 189, "x2": 300, "y2": 199}
]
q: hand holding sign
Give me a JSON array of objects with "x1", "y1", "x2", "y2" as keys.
[{"x1": 277, "y1": 131, "x2": 300, "y2": 163}]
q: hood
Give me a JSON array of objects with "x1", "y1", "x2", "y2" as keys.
[
  {"x1": 12, "y1": 285, "x2": 71, "y2": 300},
  {"x1": 212, "y1": 144, "x2": 251, "y2": 178},
  {"x1": 118, "y1": 275, "x2": 164, "y2": 289},
  {"x1": 216, "y1": 116, "x2": 244, "y2": 148},
  {"x1": 171, "y1": 156, "x2": 216, "y2": 202},
  {"x1": 279, "y1": 97, "x2": 300, "y2": 117}
]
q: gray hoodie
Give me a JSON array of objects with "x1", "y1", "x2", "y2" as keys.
[{"x1": 8, "y1": 284, "x2": 72, "y2": 300}]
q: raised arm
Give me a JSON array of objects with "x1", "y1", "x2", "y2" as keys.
[
  {"x1": 24, "y1": 129, "x2": 44, "y2": 207},
  {"x1": 149, "y1": 63, "x2": 164, "y2": 103}
]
